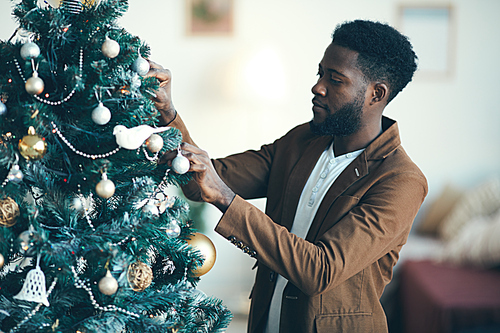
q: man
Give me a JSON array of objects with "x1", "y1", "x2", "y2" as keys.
[{"x1": 150, "y1": 20, "x2": 427, "y2": 333}]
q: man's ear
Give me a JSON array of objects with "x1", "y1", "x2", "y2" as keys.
[{"x1": 370, "y1": 82, "x2": 389, "y2": 105}]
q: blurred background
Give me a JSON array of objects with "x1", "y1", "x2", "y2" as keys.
[{"x1": 1, "y1": 0, "x2": 499, "y2": 332}]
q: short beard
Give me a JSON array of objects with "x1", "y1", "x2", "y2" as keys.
[{"x1": 309, "y1": 95, "x2": 364, "y2": 137}]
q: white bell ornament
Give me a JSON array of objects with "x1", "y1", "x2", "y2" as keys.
[{"x1": 13, "y1": 256, "x2": 50, "y2": 306}]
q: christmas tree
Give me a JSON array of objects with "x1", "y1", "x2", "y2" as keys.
[{"x1": 0, "y1": 0, "x2": 232, "y2": 332}]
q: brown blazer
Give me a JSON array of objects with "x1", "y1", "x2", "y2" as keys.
[{"x1": 172, "y1": 115, "x2": 428, "y2": 333}]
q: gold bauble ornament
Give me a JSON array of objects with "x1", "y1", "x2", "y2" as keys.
[
  {"x1": 0, "y1": 196, "x2": 20, "y2": 227},
  {"x1": 145, "y1": 134, "x2": 164, "y2": 153},
  {"x1": 127, "y1": 261, "x2": 153, "y2": 292},
  {"x1": 0, "y1": 253, "x2": 4, "y2": 269},
  {"x1": 186, "y1": 232, "x2": 216, "y2": 277},
  {"x1": 18, "y1": 126, "x2": 47, "y2": 161},
  {"x1": 98, "y1": 270, "x2": 118, "y2": 295}
]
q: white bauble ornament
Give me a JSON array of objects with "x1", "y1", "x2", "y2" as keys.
[
  {"x1": 165, "y1": 220, "x2": 181, "y2": 238},
  {"x1": 25, "y1": 72, "x2": 44, "y2": 95},
  {"x1": 20, "y1": 42, "x2": 40, "y2": 60},
  {"x1": 98, "y1": 270, "x2": 118, "y2": 295},
  {"x1": 101, "y1": 37, "x2": 120, "y2": 59},
  {"x1": 142, "y1": 202, "x2": 159, "y2": 216},
  {"x1": 172, "y1": 153, "x2": 190, "y2": 174},
  {"x1": 131, "y1": 54, "x2": 150, "y2": 76},
  {"x1": 0, "y1": 101, "x2": 7, "y2": 116},
  {"x1": 96, "y1": 174, "x2": 115, "y2": 199},
  {"x1": 145, "y1": 134, "x2": 163, "y2": 153},
  {"x1": 0, "y1": 253, "x2": 4, "y2": 269},
  {"x1": 71, "y1": 197, "x2": 83, "y2": 212},
  {"x1": 91, "y1": 102, "x2": 111, "y2": 125}
]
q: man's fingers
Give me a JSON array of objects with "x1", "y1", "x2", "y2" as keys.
[
  {"x1": 148, "y1": 60, "x2": 163, "y2": 69},
  {"x1": 146, "y1": 61, "x2": 171, "y2": 82},
  {"x1": 189, "y1": 163, "x2": 207, "y2": 173},
  {"x1": 179, "y1": 142, "x2": 207, "y2": 156}
]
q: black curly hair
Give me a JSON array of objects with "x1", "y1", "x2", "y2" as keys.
[{"x1": 332, "y1": 20, "x2": 418, "y2": 103}]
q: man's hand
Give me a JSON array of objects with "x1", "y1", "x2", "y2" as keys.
[
  {"x1": 146, "y1": 61, "x2": 176, "y2": 125},
  {"x1": 159, "y1": 143, "x2": 236, "y2": 213}
]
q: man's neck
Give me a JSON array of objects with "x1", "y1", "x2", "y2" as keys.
[{"x1": 333, "y1": 122, "x2": 383, "y2": 156}]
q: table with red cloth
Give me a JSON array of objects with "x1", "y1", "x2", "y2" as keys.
[{"x1": 401, "y1": 260, "x2": 500, "y2": 333}]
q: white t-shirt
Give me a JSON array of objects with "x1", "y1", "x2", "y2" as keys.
[{"x1": 264, "y1": 142, "x2": 364, "y2": 333}]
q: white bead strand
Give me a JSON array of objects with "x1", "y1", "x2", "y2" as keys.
[
  {"x1": 70, "y1": 266, "x2": 140, "y2": 318},
  {"x1": 8, "y1": 278, "x2": 58, "y2": 333},
  {"x1": 13, "y1": 48, "x2": 84, "y2": 105},
  {"x1": 51, "y1": 121, "x2": 120, "y2": 159}
]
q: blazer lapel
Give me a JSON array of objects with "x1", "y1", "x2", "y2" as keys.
[{"x1": 279, "y1": 136, "x2": 332, "y2": 231}]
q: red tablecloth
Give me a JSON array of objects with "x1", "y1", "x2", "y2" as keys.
[{"x1": 401, "y1": 260, "x2": 500, "y2": 333}]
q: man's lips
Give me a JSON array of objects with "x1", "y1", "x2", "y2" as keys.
[{"x1": 312, "y1": 99, "x2": 328, "y2": 112}]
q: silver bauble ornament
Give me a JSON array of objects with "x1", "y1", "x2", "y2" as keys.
[
  {"x1": 7, "y1": 165, "x2": 23, "y2": 183},
  {"x1": 96, "y1": 173, "x2": 115, "y2": 199},
  {"x1": 0, "y1": 253, "x2": 4, "y2": 269},
  {"x1": 0, "y1": 101, "x2": 7, "y2": 116},
  {"x1": 172, "y1": 153, "x2": 190, "y2": 174},
  {"x1": 91, "y1": 102, "x2": 111, "y2": 125},
  {"x1": 145, "y1": 134, "x2": 163, "y2": 153},
  {"x1": 101, "y1": 37, "x2": 120, "y2": 59},
  {"x1": 165, "y1": 220, "x2": 181, "y2": 238},
  {"x1": 131, "y1": 55, "x2": 150, "y2": 76},
  {"x1": 17, "y1": 229, "x2": 41, "y2": 257},
  {"x1": 25, "y1": 72, "x2": 44, "y2": 95},
  {"x1": 98, "y1": 270, "x2": 118, "y2": 295},
  {"x1": 20, "y1": 42, "x2": 40, "y2": 60},
  {"x1": 142, "y1": 202, "x2": 159, "y2": 216}
]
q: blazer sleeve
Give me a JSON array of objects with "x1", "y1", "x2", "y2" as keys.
[{"x1": 215, "y1": 166, "x2": 427, "y2": 297}]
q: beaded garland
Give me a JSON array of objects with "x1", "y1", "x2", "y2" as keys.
[
  {"x1": 51, "y1": 121, "x2": 121, "y2": 159},
  {"x1": 13, "y1": 48, "x2": 84, "y2": 105},
  {"x1": 71, "y1": 266, "x2": 140, "y2": 318},
  {"x1": 8, "y1": 278, "x2": 58, "y2": 333}
]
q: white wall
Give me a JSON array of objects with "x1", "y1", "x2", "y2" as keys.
[{"x1": 2, "y1": 0, "x2": 499, "y2": 320}]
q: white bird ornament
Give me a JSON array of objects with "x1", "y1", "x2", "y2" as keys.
[{"x1": 113, "y1": 124, "x2": 171, "y2": 150}]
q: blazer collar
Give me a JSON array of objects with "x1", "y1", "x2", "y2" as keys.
[
  {"x1": 364, "y1": 116, "x2": 400, "y2": 161},
  {"x1": 280, "y1": 116, "x2": 401, "y2": 238}
]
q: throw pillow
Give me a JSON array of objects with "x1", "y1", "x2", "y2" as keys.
[
  {"x1": 439, "y1": 177, "x2": 500, "y2": 240},
  {"x1": 439, "y1": 209, "x2": 500, "y2": 268},
  {"x1": 416, "y1": 183, "x2": 463, "y2": 236}
]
